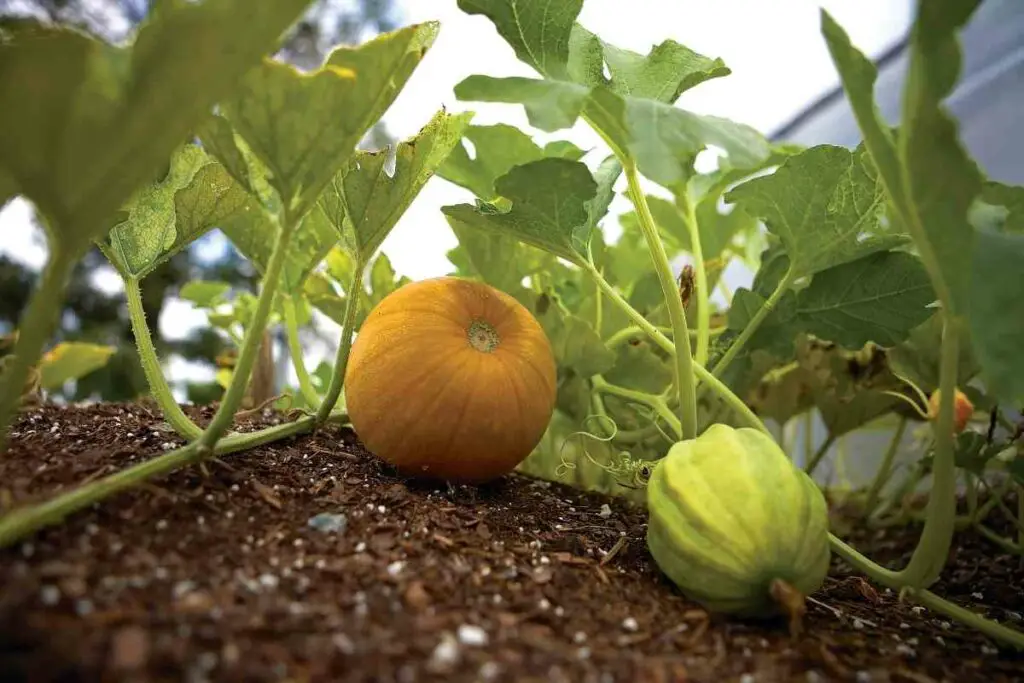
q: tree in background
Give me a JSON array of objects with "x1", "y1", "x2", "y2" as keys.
[{"x1": 0, "y1": 0, "x2": 399, "y2": 406}]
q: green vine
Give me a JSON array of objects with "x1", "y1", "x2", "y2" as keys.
[
  {"x1": 195, "y1": 213, "x2": 297, "y2": 453},
  {"x1": 622, "y1": 161, "x2": 698, "y2": 440}
]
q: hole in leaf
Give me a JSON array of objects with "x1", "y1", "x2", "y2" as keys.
[
  {"x1": 462, "y1": 137, "x2": 477, "y2": 161},
  {"x1": 602, "y1": 59, "x2": 612, "y2": 81},
  {"x1": 694, "y1": 146, "x2": 725, "y2": 174},
  {"x1": 383, "y1": 146, "x2": 397, "y2": 179}
]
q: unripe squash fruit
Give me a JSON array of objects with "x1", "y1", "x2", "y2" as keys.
[
  {"x1": 646, "y1": 424, "x2": 831, "y2": 623},
  {"x1": 344, "y1": 276, "x2": 557, "y2": 483},
  {"x1": 927, "y1": 388, "x2": 974, "y2": 433}
]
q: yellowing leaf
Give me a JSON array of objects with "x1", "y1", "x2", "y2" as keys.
[{"x1": 38, "y1": 342, "x2": 116, "y2": 391}]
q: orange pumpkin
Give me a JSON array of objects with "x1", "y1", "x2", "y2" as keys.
[{"x1": 344, "y1": 276, "x2": 557, "y2": 483}]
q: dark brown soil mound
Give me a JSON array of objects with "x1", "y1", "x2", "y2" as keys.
[{"x1": 1, "y1": 403, "x2": 1021, "y2": 682}]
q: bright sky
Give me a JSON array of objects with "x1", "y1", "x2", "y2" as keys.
[{"x1": 0, "y1": 0, "x2": 914, "y2": 395}]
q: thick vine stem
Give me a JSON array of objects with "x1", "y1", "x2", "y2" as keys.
[
  {"x1": 0, "y1": 247, "x2": 75, "y2": 452},
  {"x1": 0, "y1": 415, "x2": 318, "y2": 548},
  {"x1": 899, "y1": 314, "x2": 960, "y2": 588},
  {"x1": 711, "y1": 267, "x2": 796, "y2": 380},
  {"x1": 829, "y1": 533, "x2": 1024, "y2": 650},
  {"x1": 124, "y1": 277, "x2": 203, "y2": 441},
  {"x1": 282, "y1": 295, "x2": 322, "y2": 409},
  {"x1": 197, "y1": 216, "x2": 296, "y2": 451},
  {"x1": 314, "y1": 260, "x2": 366, "y2": 424},
  {"x1": 585, "y1": 264, "x2": 771, "y2": 438},
  {"x1": 675, "y1": 189, "x2": 711, "y2": 367},
  {"x1": 622, "y1": 162, "x2": 698, "y2": 439}
]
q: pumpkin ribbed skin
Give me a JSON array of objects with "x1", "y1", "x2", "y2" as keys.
[
  {"x1": 344, "y1": 276, "x2": 557, "y2": 483},
  {"x1": 646, "y1": 424, "x2": 831, "y2": 617}
]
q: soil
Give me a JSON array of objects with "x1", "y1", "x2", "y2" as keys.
[{"x1": 0, "y1": 402, "x2": 1022, "y2": 683}]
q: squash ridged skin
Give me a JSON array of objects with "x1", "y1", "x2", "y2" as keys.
[
  {"x1": 344, "y1": 276, "x2": 557, "y2": 483},
  {"x1": 645, "y1": 424, "x2": 831, "y2": 617}
]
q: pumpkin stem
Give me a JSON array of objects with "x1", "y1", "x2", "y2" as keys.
[
  {"x1": 769, "y1": 578, "x2": 806, "y2": 639},
  {"x1": 467, "y1": 319, "x2": 500, "y2": 353}
]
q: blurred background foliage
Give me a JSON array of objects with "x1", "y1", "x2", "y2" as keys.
[{"x1": 0, "y1": 0, "x2": 399, "y2": 405}]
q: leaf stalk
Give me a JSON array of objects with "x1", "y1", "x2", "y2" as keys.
[
  {"x1": 315, "y1": 259, "x2": 367, "y2": 424},
  {"x1": 676, "y1": 189, "x2": 711, "y2": 366},
  {"x1": 124, "y1": 276, "x2": 203, "y2": 441},
  {"x1": 712, "y1": 267, "x2": 796, "y2": 379}
]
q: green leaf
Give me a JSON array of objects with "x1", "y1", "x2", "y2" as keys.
[
  {"x1": 453, "y1": 1, "x2": 756, "y2": 186},
  {"x1": 603, "y1": 229, "x2": 653, "y2": 293},
  {"x1": 589, "y1": 88, "x2": 771, "y2": 187},
  {"x1": 456, "y1": 76, "x2": 589, "y2": 132},
  {"x1": 441, "y1": 157, "x2": 598, "y2": 266},
  {"x1": 457, "y1": 0, "x2": 728, "y2": 102},
  {"x1": 195, "y1": 114, "x2": 280, "y2": 208},
  {"x1": 457, "y1": 0, "x2": 581, "y2": 80},
  {"x1": 308, "y1": 293, "x2": 366, "y2": 331},
  {"x1": 604, "y1": 343, "x2": 672, "y2": 395},
  {"x1": 38, "y1": 342, "x2": 116, "y2": 391},
  {"x1": 445, "y1": 222, "x2": 553, "y2": 296},
  {"x1": 727, "y1": 252, "x2": 935, "y2": 358},
  {"x1": 223, "y1": 205, "x2": 336, "y2": 290},
  {"x1": 367, "y1": 253, "x2": 411, "y2": 307},
  {"x1": 968, "y1": 228, "x2": 1024, "y2": 404},
  {"x1": 537, "y1": 308, "x2": 615, "y2": 377},
  {"x1": 947, "y1": 431, "x2": 1004, "y2": 476},
  {"x1": 977, "y1": 181, "x2": 1024, "y2": 234},
  {"x1": 180, "y1": 280, "x2": 232, "y2": 308},
  {"x1": 437, "y1": 123, "x2": 590, "y2": 202},
  {"x1": 317, "y1": 108, "x2": 473, "y2": 259},
  {"x1": 584, "y1": 155, "x2": 623, "y2": 233},
  {"x1": 598, "y1": 37, "x2": 730, "y2": 101},
  {"x1": 725, "y1": 145, "x2": 901, "y2": 279},
  {"x1": 822, "y1": 4, "x2": 983, "y2": 314},
  {"x1": 102, "y1": 144, "x2": 208, "y2": 277},
  {"x1": 438, "y1": 124, "x2": 545, "y2": 200},
  {"x1": 795, "y1": 251, "x2": 936, "y2": 349},
  {"x1": 620, "y1": 195, "x2": 684, "y2": 251},
  {"x1": 101, "y1": 144, "x2": 256, "y2": 280},
  {"x1": 899, "y1": 0, "x2": 983, "y2": 313},
  {"x1": 0, "y1": 1, "x2": 313, "y2": 252},
  {"x1": 888, "y1": 312, "x2": 979, "y2": 392},
  {"x1": 544, "y1": 140, "x2": 588, "y2": 161},
  {"x1": 218, "y1": 21, "x2": 439, "y2": 219},
  {"x1": 726, "y1": 288, "x2": 799, "y2": 357},
  {"x1": 311, "y1": 251, "x2": 407, "y2": 328},
  {"x1": 457, "y1": 76, "x2": 771, "y2": 187},
  {"x1": 820, "y1": 11, "x2": 908, "y2": 231}
]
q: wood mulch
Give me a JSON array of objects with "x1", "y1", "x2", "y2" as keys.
[{"x1": 0, "y1": 402, "x2": 1021, "y2": 682}]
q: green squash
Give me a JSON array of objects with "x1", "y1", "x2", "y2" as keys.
[{"x1": 646, "y1": 423, "x2": 831, "y2": 621}]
